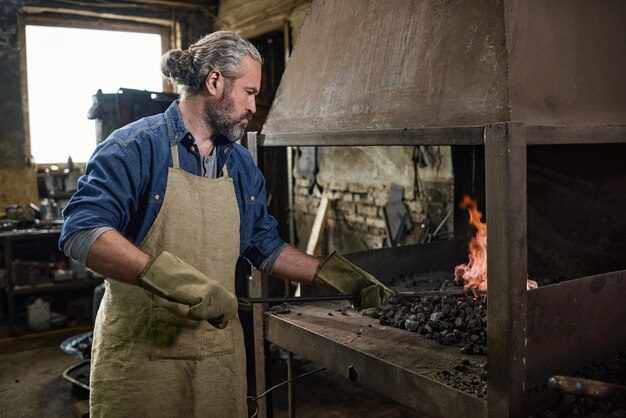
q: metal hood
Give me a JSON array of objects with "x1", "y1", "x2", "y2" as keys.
[{"x1": 261, "y1": 0, "x2": 626, "y2": 145}]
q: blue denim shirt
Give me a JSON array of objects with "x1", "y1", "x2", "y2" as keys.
[{"x1": 60, "y1": 101, "x2": 285, "y2": 268}]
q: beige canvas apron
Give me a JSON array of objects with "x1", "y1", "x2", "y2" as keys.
[{"x1": 90, "y1": 145, "x2": 246, "y2": 418}]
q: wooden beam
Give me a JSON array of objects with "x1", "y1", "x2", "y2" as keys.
[
  {"x1": 305, "y1": 195, "x2": 329, "y2": 256},
  {"x1": 20, "y1": 6, "x2": 175, "y2": 28}
]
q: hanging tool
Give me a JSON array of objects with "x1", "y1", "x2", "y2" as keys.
[{"x1": 238, "y1": 288, "x2": 482, "y2": 311}]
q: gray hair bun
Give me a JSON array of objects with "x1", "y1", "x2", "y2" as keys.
[{"x1": 161, "y1": 49, "x2": 201, "y2": 90}]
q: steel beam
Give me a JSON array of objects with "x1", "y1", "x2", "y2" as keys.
[
  {"x1": 260, "y1": 126, "x2": 485, "y2": 147},
  {"x1": 247, "y1": 131, "x2": 273, "y2": 418},
  {"x1": 485, "y1": 123, "x2": 529, "y2": 418}
]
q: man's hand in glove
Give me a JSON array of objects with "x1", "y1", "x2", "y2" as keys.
[
  {"x1": 140, "y1": 251, "x2": 238, "y2": 328},
  {"x1": 313, "y1": 251, "x2": 394, "y2": 310}
]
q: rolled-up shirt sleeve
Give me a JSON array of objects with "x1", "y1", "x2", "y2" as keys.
[
  {"x1": 59, "y1": 136, "x2": 144, "y2": 250},
  {"x1": 257, "y1": 243, "x2": 287, "y2": 274},
  {"x1": 63, "y1": 226, "x2": 115, "y2": 264},
  {"x1": 241, "y1": 167, "x2": 286, "y2": 269}
]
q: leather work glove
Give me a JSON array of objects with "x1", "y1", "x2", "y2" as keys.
[
  {"x1": 313, "y1": 251, "x2": 394, "y2": 311},
  {"x1": 140, "y1": 251, "x2": 238, "y2": 328}
]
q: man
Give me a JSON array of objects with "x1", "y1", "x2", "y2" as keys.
[{"x1": 60, "y1": 31, "x2": 392, "y2": 417}]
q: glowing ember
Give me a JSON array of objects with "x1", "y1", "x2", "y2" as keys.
[{"x1": 454, "y1": 195, "x2": 538, "y2": 291}]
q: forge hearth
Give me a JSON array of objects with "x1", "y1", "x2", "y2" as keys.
[{"x1": 250, "y1": 1, "x2": 626, "y2": 417}]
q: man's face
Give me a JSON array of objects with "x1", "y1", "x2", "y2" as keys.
[{"x1": 204, "y1": 55, "x2": 261, "y2": 142}]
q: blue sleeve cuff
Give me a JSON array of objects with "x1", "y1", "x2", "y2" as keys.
[
  {"x1": 242, "y1": 233, "x2": 286, "y2": 269},
  {"x1": 257, "y1": 243, "x2": 288, "y2": 275}
]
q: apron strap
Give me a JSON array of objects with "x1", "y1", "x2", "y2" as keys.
[
  {"x1": 171, "y1": 142, "x2": 229, "y2": 177},
  {"x1": 171, "y1": 145, "x2": 180, "y2": 168}
]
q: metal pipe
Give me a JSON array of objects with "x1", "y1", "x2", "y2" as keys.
[
  {"x1": 287, "y1": 351, "x2": 295, "y2": 418},
  {"x1": 62, "y1": 360, "x2": 91, "y2": 392}
]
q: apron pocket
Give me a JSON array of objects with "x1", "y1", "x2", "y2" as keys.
[{"x1": 149, "y1": 298, "x2": 235, "y2": 361}]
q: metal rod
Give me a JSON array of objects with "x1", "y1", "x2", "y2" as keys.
[
  {"x1": 287, "y1": 351, "x2": 295, "y2": 418},
  {"x1": 62, "y1": 360, "x2": 91, "y2": 392},
  {"x1": 239, "y1": 288, "x2": 482, "y2": 308},
  {"x1": 431, "y1": 209, "x2": 453, "y2": 240}
]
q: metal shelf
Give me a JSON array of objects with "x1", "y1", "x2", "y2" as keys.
[{"x1": 0, "y1": 228, "x2": 101, "y2": 335}]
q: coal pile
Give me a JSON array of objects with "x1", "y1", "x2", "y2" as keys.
[
  {"x1": 363, "y1": 279, "x2": 487, "y2": 355},
  {"x1": 435, "y1": 358, "x2": 488, "y2": 398}
]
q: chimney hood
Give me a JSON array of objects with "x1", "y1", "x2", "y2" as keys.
[{"x1": 260, "y1": 0, "x2": 626, "y2": 146}]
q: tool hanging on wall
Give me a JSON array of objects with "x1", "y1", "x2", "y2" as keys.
[
  {"x1": 295, "y1": 146, "x2": 319, "y2": 194},
  {"x1": 383, "y1": 183, "x2": 413, "y2": 246}
]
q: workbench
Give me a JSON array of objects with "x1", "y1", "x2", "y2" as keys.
[{"x1": 265, "y1": 300, "x2": 486, "y2": 417}]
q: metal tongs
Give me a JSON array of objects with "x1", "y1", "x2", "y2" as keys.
[{"x1": 237, "y1": 288, "x2": 481, "y2": 311}]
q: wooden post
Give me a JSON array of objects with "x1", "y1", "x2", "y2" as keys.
[{"x1": 305, "y1": 195, "x2": 330, "y2": 256}]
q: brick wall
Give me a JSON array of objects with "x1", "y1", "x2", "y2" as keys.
[{"x1": 293, "y1": 145, "x2": 454, "y2": 255}]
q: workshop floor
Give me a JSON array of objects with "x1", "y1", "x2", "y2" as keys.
[
  {"x1": 0, "y1": 326, "x2": 91, "y2": 418},
  {"x1": 0, "y1": 326, "x2": 419, "y2": 418}
]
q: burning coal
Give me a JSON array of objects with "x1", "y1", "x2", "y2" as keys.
[{"x1": 454, "y1": 195, "x2": 538, "y2": 291}]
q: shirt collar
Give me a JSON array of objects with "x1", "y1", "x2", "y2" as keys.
[{"x1": 164, "y1": 100, "x2": 190, "y2": 147}]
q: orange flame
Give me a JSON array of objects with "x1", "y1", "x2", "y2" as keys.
[
  {"x1": 454, "y1": 196, "x2": 488, "y2": 290},
  {"x1": 454, "y1": 196, "x2": 538, "y2": 291}
]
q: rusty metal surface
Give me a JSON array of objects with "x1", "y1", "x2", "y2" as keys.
[
  {"x1": 260, "y1": 126, "x2": 485, "y2": 147},
  {"x1": 526, "y1": 270, "x2": 626, "y2": 388},
  {"x1": 262, "y1": 0, "x2": 509, "y2": 140},
  {"x1": 505, "y1": 0, "x2": 626, "y2": 126},
  {"x1": 344, "y1": 239, "x2": 467, "y2": 282},
  {"x1": 262, "y1": 0, "x2": 625, "y2": 145},
  {"x1": 265, "y1": 301, "x2": 486, "y2": 418},
  {"x1": 525, "y1": 125, "x2": 626, "y2": 145}
]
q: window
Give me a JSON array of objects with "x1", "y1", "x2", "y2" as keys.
[{"x1": 25, "y1": 26, "x2": 164, "y2": 163}]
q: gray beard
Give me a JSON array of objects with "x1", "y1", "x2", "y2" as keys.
[{"x1": 203, "y1": 92, "x2": 249, "y2": 143}]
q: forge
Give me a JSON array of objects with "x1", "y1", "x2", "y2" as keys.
[{"x1": 247, "y1": 1, "x2": 626, "y2": 417}]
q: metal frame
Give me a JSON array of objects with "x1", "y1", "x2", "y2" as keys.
[{"x1": 247, "y1": 123, "x2": 626, "y2": 418}]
